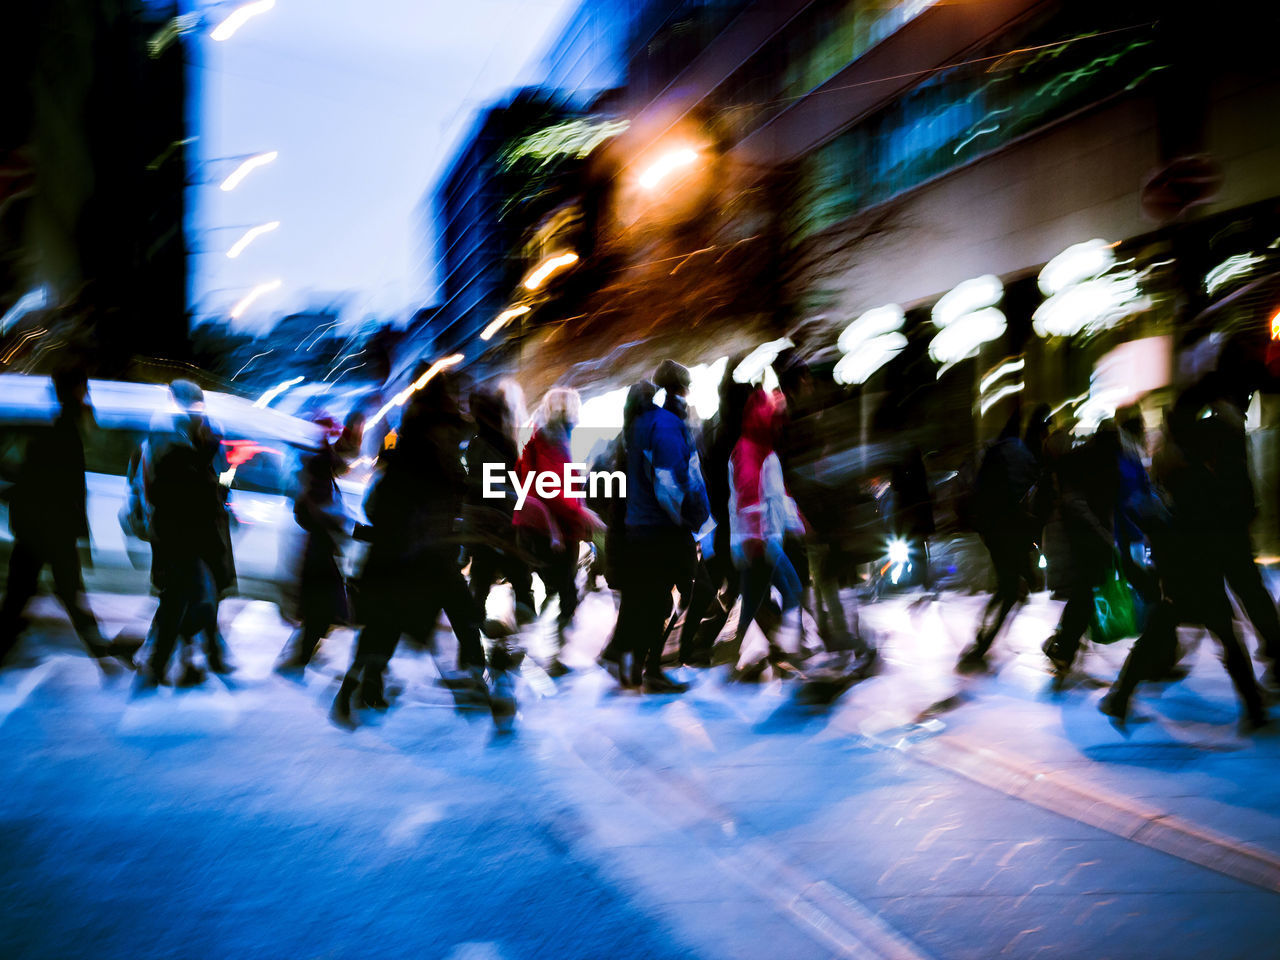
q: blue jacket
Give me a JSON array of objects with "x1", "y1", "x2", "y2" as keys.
[{"x1": 625, "y1": 403, "x2": 710, "y2": 532}]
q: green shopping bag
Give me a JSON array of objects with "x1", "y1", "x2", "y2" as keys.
[{"x1": 1091, "y1": 552, "x2": 1142, "y2": 644}]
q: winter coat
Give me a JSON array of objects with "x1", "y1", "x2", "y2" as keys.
[{"x1": 728, "y1": 390, "x2": 803, "y2": 565}]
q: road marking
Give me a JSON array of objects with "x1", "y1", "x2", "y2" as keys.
[
  {"x1": 892, "y1": 732, "x2": 1280, "y2": 894},
  {"x1": 559, "y1": 725, "x2": 933, "y2": 960}
]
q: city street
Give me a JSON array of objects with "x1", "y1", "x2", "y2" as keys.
[{"x1": 4, "y1": 583, "x2": 1280, "y2": 960}]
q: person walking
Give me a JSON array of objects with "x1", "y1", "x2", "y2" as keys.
[
  {"x1": 277, "y1": 412, "x2": 363, "y2": 672},
  {"x1": 620, "y1": 360, "x2": 710, "y2": 693},
  {"x1": 1040, "y1": 422, "x2": 1123, "y2": 683},
  {"x1": 1101, "y1": 387, "x2": 1269, "y2": 730},
  {"x1": 957, "y1": 407, "x2": 1039, "y2": 672},
  {"x1": 465, "y1": 384, "x2": 536, "y2": 630},
  {"x1": 513, "y1": 387, "x2": 602, "y2": 677},
  {"x1": 0, "y1": 366, "x2": 113, "y2": 671},
  {"x1": 675, "y1": 356, "x2": 752, "y2": 667},
  {"x1": 333, "y1": 375, "x2": 484, "y2": 722},
  {"x1": 138, "y1": 380, "x2": 237, "y2": 688},
  {"x1": 727, "y1": 387, "x2": 806, "y2": 678}
]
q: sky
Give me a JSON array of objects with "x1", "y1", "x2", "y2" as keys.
[{"x1": 191, "y1": 0, "x2": 579, "y2": 331}]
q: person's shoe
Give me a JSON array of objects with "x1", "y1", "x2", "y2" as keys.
[
  {"x1": 177, "y1": 661, "x2": 206, "y2": 687},
  {"x1": 514, "y1": 602, "x2": 536, "y2": 626},
  {"x1": 852, "y1": 647, "x2": 880, "y2": 679},
  {"x1": 274, "y1": 653, "x2": 309, "y2": 676},
  {"x1": 204, "y1": 640, "x2": 234, "y2": 675},
  {"x1": 955, "y1": 648, "x2": 989, "y2": 675},
  {"x1": 680, "y1": 650, "x2": 712, "y2": 668},
  {"x1": 359, "y1": 672, "x2": 388, "y2": 710},
  {"x1": 1098, "y1": 692, "x2": 1130, "y2": 734},
  {"x1": 331, "y1": 675, "x2": 358, "y2": 728},
  {"x1": 1241, "y1": 711, "x2": 1273, "y2": 735},
  {"x1": 643, "y1": 672, "x2": 689, "y2": 694},
  {"x1": 545, "y1": 658, "x2": 572, "y2": 679},
  {"x1": 1042, "y1": 636, "x2": 1072, "y2": 677}
]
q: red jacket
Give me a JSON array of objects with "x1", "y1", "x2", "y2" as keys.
[{"x1": 513, "y1": 426, "x2": 590, "y2": 544}]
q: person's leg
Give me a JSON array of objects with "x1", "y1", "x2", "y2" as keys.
[
  {"x1": 733, "y1": 556, "x2": 772, "y2": 648},
  {"x1": 47, "y1": 538, "x2": 106, "y2": 655},
  {"x1": 468, "y1": 544, "x2": 498, "y2": 620},
  {"x1": 147, "y1": 570, "x2": 194, "y2": 685},
  {"x1": 678, "y1": 560, "x2": 720, "y2": 663},
  {"x1": 554, "y1": 541, "x2": 580, "y2": 633},
  {"x1": 1222, "y1": 532, "x2": 1280, "y2": 664},
  {"x1": 1103, "y1": 600, "x2": 1178, "y2": 722},
  {"x1": 970, "y1": 535, "x2": 1022, "y2": 658},
  {"x1": 0, "y1": 540, "x2": 45, "y2": 664},
  {"x1": 1046, "y1": 578, "x2": 1094, "y2": 673},
  {"x1": 640, "y1": 532, "x2": 692, "y2": 687},
  {"x1": 438, "y1": 557, "x2": 485, "y2": 672},
  {"x1": 1206, "y1": 612, "x2": 1268, "y2": 726}
]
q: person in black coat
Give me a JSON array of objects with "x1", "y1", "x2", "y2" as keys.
[
  {"x1": 333, "y1": 374, "x2": 484, "y2": 722},
  {"x1": 0, "y1": 366, "x2": 111, "y2": 669},
  {"x1": 139, "y1": 380, "x2": 236, "y2": 687},
  {"x1": 957, "y1": 406, "x2": 1039, "y2": 671}
]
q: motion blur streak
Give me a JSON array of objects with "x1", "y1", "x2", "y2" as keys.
[
  {"x1": 210, "y1": 0, "x2": 277, "y2": 42},
  {"x1": 218, "y1": 151, "x2": 278, "y2": 191}
]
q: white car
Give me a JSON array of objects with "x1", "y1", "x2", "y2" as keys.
[{"x1": 0, "y1": 374, "x2": 331, "y2": 603}]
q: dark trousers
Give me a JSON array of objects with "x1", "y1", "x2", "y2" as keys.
[
  {"x1": 1219, "y1": 529, "x2": 1280, "y2": 661},
  {"x1": 617, "y1": 528, "x2": 695, "y2": 679},
  {"x1": 1111, "y1": 597, "x2": 1265, "y2": 722},
  {"x1": 149, "y1": 559, "x2": 216, "y2": 680},
  {"x1": 0, "y1": 537, "x2": 102, "y2": 663},
  {"x1": 351, "y1": 554, "x2": 484, "y2": 684},
  {"x1": 810, "y1": 542, "x2": 867, "y2": 654},
  {"x1": 677, "y1": 548, "x2": 737, "y2": 661},
  {"x1": 469, "y1": 543, "x2": 534, "y2": 617},
  {"x1": 973, "y1": 528, "x2": 1030, "y2": 655}
]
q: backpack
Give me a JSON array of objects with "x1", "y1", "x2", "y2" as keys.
[{"x1": 118, "y1": 442, "x2": 153, "y2": 542}]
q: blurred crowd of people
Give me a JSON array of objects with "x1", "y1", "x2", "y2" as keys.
[{"x1": 2, "y1": 344, "x2": 1279, "y2": 736}]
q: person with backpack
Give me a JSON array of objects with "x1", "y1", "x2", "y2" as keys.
[
  {"x1": 138, "y1": 380, "x2": 237, "y2": 688},
  {"x1": 956, "y1": 406, "x2": 1039, "y2": 672},
  {"x1": 619, "y1": 360, "x2": 710, "y2": 693}
]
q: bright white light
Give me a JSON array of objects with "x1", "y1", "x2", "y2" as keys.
[
  {"x1": 252, "y1": 375, "x2": 303, "y2": 408},
  {"x1": 733, "y1": 338, "x2": 793, "y2": 384},
  {"x1": 480, "y1": 305, "x2": 531, "y2": 341},
  {"x1": 226, "y1": 220, "x2": 280, "y2": 259},
  {"x1": 838, "y1": 304, "x2": 904, "y2": 354},
  {"x1": 979, "y1": 381, "x2": 1025, "y2": 416},
  {"x1": 211, "y1": 0, "x2": 276, "y2": 41},
  {"x1": 219, "y1": 151, "x2": 277, "y2": 191},
  {"x1": 932, "y1": 275, "x2": 1002, "y2": 328},
  {"x1": 688, "y1": 356, "x2": 729, "y2": 420},
  {"x1": 888, "y1": 538, "x2": 910, "y2": 565},
  {"x1": 978, "y1": 357, "x2": 1025, "y2": 395},
  {"x1": 833, "y1": 333, "x2": 908, "y2": 385},
  {"x1": 1033, "y1": 272, "x2": 1146, "y2": 338},
  {"x1": 1205, "y1": 252, "x2": 1264, "y2": 296},
  {"x1": 229, "y1": 279, "x2": 282, "y2": 319},
  {"x1": 523, "y1": 252, "x2": 578, "y2": 291},
  {"x1": 929, "y1": 308, "x2": 1006, "y2": 367},
  {"x1": 639, "y1": 148, "x2": 698, "y2": 190},
  {"x1": 1039, "y1": 553, "x2": 1047, "y2": 570},
  {"x1": 1038, "y1": 239, "x2": 1115, "y2": 296},
  {"x1": 0, "y1": 286, "x2": 48, "y2": 333}
]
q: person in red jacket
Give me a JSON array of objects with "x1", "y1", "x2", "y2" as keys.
[{"x1": 514, "y1": 387, "x2": 602, "y2": 676}]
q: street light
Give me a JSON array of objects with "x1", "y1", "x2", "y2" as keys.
[
  {"x1": 219, "y1": 151, "x2": 277, "y2": 191},
  {"x1": 226, "y1": 220, "x2": 280, "y2": 258},
  {"x1": 639, "y1": 147, "x2": 698, "y2": 190},
  {"x1": 523, "y1": 252, "x2": 578, "y2": 291},
  {"x1": 481, "y1": 305, "x2": 530, "y2": 341},
  {"x1": 229, "y1": 278, "x2": 282, "y2": 319},
  {"x1": 211, "y1": 0, "x2": 276, "y2": 42}
]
